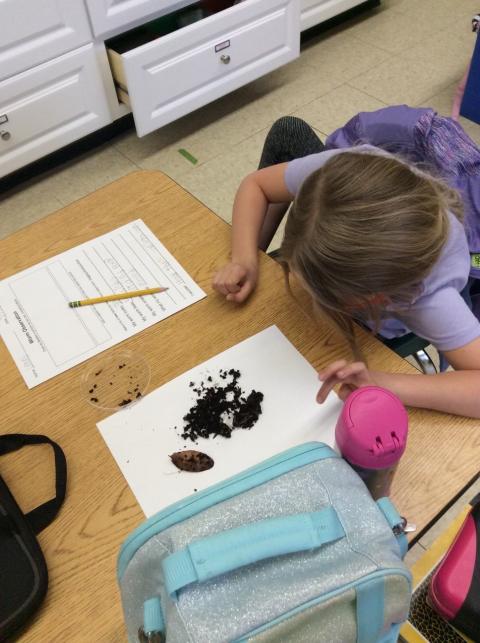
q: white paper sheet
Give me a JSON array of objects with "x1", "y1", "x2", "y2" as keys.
[
  {"x1": 97, "y1": 326, "x2": 342, "y2": 517},
  {"x1": 0, "y1": 220, "x2": 205, "y2": 387}
]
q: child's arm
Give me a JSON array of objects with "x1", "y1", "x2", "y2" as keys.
[
  {"x1": 317, "y1": 337, "x2": 480, "y2": 418},
  {"x1": 212, "y1": 163, "x2": 293, "y2": 303},
  {"x1": 370, "y1": 368, "x2": 480, "y2": 418}
]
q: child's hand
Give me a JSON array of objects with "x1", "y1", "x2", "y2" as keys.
[
  {"x1": 212, "y1": 261, "x2": 258, "y2": 303},
  {"x1": 316, "y1": 360, "x2": 376, "y2": 403}
]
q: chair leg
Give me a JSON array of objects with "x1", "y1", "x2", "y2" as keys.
[
  {"x1": 412, "y1": 349, "x2": 437, "y2": 375},
  {"x1": 267, "y1": 248, "x2": 281, "y2": 260}
]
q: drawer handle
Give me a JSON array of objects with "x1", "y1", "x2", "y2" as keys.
[
  {"x1": 220, "y1": 54, "x2": 231, "y2": 65},
  {"x1": 0, "y1": 130, "x2": 11, "y2": 141}
]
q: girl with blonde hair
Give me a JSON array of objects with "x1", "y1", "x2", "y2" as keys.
[{"x1": 213, "y1": 108, "x2": 480, "y2": 418}]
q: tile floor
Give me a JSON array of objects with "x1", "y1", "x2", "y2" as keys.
[{"x1": 1, "y1": 0, "x2": 480, "y2": 562}]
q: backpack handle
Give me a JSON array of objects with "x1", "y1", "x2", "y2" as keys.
[
  {"x1": 162, "y1": 506, "x2": 344, "y2": 598},
  {"x1": 0, "y1": 433, "x2": 67, "y2": 534}
]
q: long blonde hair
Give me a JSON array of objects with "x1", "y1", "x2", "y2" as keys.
[{"x1": 280, "y1": 151, "x2": 463, "y2": 356}]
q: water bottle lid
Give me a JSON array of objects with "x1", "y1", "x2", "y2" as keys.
[{"x1": 335, "y1": 386, "x2": 408, "y2": 469}]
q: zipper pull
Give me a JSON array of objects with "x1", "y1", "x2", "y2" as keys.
[
  {"x1": 393, "y1": 516, "x2": 416, "y2": 535},
  {"x1": 138, "y1": 628, "x2": 165, "y2": 643},
  {"x1": 139, "y1": 597, "x2": 165, "y2": 642}
]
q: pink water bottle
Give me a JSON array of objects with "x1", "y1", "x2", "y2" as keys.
[{"x1": 335, "y1": 386, "x2": 408, "y2": 500}]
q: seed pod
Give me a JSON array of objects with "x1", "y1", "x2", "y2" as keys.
[{"x1": 170, "y1": 450, "x2": 214, "y2": 472}]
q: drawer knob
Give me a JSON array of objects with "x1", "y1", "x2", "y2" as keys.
[
  {"x1": 0, "y1": 130, "x2": 11, "y2": 141},
  {"x1": 220, "y1": 54, "x2": 231, "y2": 65}
]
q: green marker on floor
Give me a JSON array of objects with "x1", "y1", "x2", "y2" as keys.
[{"x1": 178, "y1": 148, "x2": 198, "y2": 165}]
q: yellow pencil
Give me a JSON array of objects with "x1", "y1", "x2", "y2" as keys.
[{"x1": 68, "y1": 287, "x2": 168, "y2": 308}]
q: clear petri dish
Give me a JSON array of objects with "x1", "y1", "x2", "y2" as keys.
[{"x1": 81, "y1": 350, "x2": 150, "y2": 411}]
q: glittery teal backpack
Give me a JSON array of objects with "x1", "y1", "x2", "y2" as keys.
[{"x1": 118, "y1": 442, "x2": 411, "y2": 642}]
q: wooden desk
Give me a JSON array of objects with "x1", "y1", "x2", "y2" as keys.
[{"x1": 1, "y1": 171, "x2": 479, "y2": 641}]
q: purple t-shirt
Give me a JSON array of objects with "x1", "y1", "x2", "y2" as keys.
[{"x1": 284, "y1": 146, "x2": 480, "y2": 352}]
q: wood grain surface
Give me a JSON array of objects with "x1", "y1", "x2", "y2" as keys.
[{"x1": 1, "y1": 171, "x2": 479, "y2": 641}]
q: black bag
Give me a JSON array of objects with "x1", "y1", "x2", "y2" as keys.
[{"x1": 0, "y1": 434, "x2": 67, "y2": 641}]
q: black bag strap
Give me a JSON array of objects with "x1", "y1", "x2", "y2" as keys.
[{"x1": 0, "y1": 434, "x2": 67, "y2": 534}]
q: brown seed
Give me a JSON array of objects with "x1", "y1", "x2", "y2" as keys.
[{"x1": 170, "y1": 450, "x2": 214, "y2": 472}]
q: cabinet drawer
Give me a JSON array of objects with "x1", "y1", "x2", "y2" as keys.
[
  {"x1": 300, "y1": 0, "x2": 365, "y2": 31},
  {"x1": 85, "y1": 0, "x2": 194, "y2": 39},
  {"x1": 107, "y1": 0, "x2": 300, "y2": 136},
  {"x1": 0, "y1": 45, "x2": 113, "y2": 179},
  {"x1": 0, "y1": 0, "x2": 92, "y2": 81}
]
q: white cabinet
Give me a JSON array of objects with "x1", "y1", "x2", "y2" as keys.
[
  {"x1": 0, "y1": 45, "x2": 113, "y2": 178},
  {"x1": 107, "y1": 0, "x2": 300, "y2": 136},
  {"x1": 301, "y1": 0, "x2": 366, "y2": 31},
  {"x1": 0, "y1": 0, "x2": 92, "y2": 80},
  {"x1": 84, "y1": 0, "x2": 194, "y2": 39},
  {"x1": 0, "y1": 0, "x2": 376, "y2": 179}
]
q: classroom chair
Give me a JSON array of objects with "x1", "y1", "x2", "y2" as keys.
[{"x1": 380, "y1": 333, "x2": 436, "y2": 375}]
